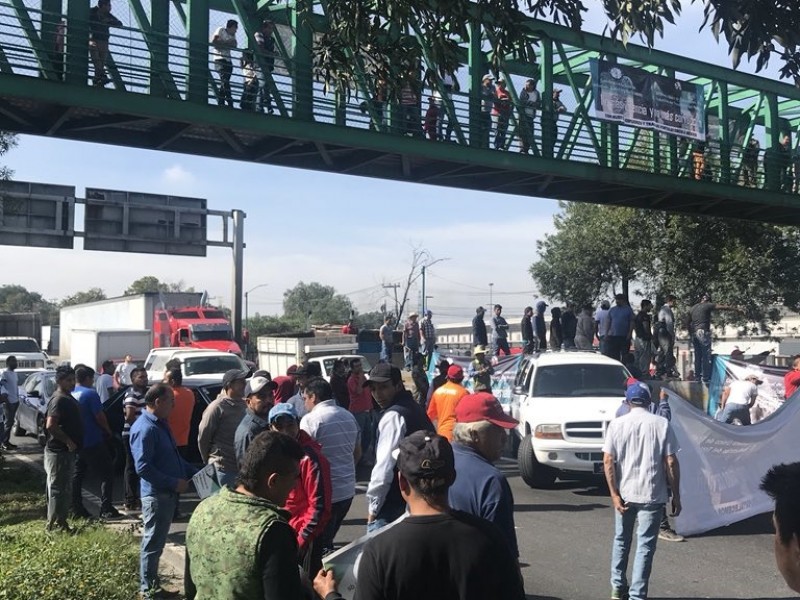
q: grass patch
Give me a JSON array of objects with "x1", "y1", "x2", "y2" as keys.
[{"x1": 0, "y1": 461, "x2": 140, "y2": 600}]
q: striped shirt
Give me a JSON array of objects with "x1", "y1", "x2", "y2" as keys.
[
  {"x1": 300, "y1": 399, "x2": 360, "y2": 503},
  {"x1": 122, "y1": 388, "x2": 146, "y2": 436}
]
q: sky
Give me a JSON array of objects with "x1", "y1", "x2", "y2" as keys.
[{"x1": 1, "y1": 2, "x2": 787, "y2": 324}]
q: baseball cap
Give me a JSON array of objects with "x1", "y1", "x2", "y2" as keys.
[
  {"x1": 286, "y1": 364, "x2": 299, "y2": 376},
  {"x1": 245, "y1": 376, "x2": 278, "y2": 397},
  {"x1": 536, "y1": 300, "x2": 548, "y2": 311},
  {"x1": 482, "y1": 74, "x2": 494, "y2": 81},
  {"x1": 625, "y1": 381, "x2": 652, "y2": 405},
  {"x1": 268, "y1": 402, "x2": 299, "y2": 423},
  {"x1": 446, "y1": 365, "x2": 464, "y2": 380},
  {"x1": 455, "y1": 392, "x2": 518, "y2": 428},
  {"x1": 222, "y1": 369, "x2": 248, "y2": 388},
  {"x1": 745, "y1": 372, "x2": 764, "y2": 385},
  {"x1": 294, "y1": 363, "x2": 322, "y2": 377},
  {"x1": 395, "y1": 431, "x2": 455, "y2": 481},
  {"x1": 364, "y1": 362, "x2": 395, "y2": 386},
  {"x1": 476, "y1": 306, "x2": 485, "y2": 313},
  {"x1": 252, "y1": 369, "x2": 272, "y2": 380}
]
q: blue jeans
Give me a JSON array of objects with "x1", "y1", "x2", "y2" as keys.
[
  {"x1": 611, "y1": 503, "x2": 663, "y2": 600},
  {"x1": 214, "y1": 463, "x2": 237, "y2": 489},
  {"x1": 140, "y1": 492, "x2": 178, "y2": 594},
  {"x1": 367, "y1": 518, "x2": 390, "y2": 534},
  {"x1": 692, "y1": 329, "x2": 713, "y2": 383},
  {"x1": 353, "y1": 411, "x2": 373, "y2": 455},
  {"x1": 380, "y1": 343, "x2": 392, "y2": 363},
  {"x1": 719, "y1": 402, "x2": 751, "y2": 426}
]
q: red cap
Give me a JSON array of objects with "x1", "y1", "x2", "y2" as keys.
[
  {"x1": 446, "y1": 365, "x2": 464, "y2": 380},
  {"x1": 286, "y1": 364, "x2": 299, "y2": 376},
  {"x1": 455, "y1": 392, "x2": 518, "y2": 429}
]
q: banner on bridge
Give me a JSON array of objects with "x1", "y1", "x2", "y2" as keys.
[{"x1": 590, "y1": 58, "x2": 707, "y2": 141}]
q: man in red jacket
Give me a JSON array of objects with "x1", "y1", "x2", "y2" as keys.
[
  {"x1": 269, "y1": 402, "x2": 332, "y2": 576},
  {"x1": 785, "y1": 355, "x2": 800, "y2": 400}
]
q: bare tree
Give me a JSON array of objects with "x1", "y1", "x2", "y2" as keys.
[{"x1": 387, "y1": 246, "x2": 448, "y2": 328}]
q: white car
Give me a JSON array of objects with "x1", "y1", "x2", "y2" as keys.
[
  {"x1": 511, "y1": 351, "x2": 630, "y2": 488},
  {"x1": 308, "y1": 355, "x2": 372, "y2": 382},
  {"x1": 144, "y1": 348, "x2": 249, "y2": 384}
]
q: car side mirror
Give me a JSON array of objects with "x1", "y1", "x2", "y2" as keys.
[{"x1": 513, "y1": 385, "x2": 526, "y2": 396}]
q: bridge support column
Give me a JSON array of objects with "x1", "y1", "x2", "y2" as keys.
[
  {"x1": 541, "y1": 36, "x2": 554, "y2": 158},
  {"x1": 468, "y1": 21, "x2": 485, "y2": 148},
  {"x1": 65, "y1": 1, "x2": 89, "y2": 86},
  {"x1": 150, "y1": 0, "x2": 170, "y2": 98},
  {"x1": 187, "y1": 0, "x2": 210, "y2": 105},
  {"x1": 292, "y1": 0, "x2": 314, "y2": 121},
  {"x1": 765, "y1": 93, "x2": 781, "y2": 191}
]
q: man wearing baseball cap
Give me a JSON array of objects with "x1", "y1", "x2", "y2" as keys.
[
  {"x1": 234, "y1": 375, "x2": 278, "y2": 467},
  {"x1": 198, "y1": 369, "x2": 249, "y2": 488},
  {"x1": 350, "y1": 431, "x2": 525, "y2": 599},
  {"x1": 426, "y1": 364, "x2": 468, "y2": 441},
  {"x1": 603, "y1": 380, "x2": 682, "y2": 600},
  {"x1": 449, "y1": 391, "x2": 520, "y2": 560},
  {"x1": 268, "y1": 402, "x2": 332, "y2": 576},
  {"x1": 363, "y1": 363, "x2": 433, "y2": 532}
]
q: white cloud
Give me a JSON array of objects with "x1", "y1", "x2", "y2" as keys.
[{"x1": 160, "y1": 164, "x2": 196, "y2": 187}]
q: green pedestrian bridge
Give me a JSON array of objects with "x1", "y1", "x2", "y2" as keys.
[{"x1": 1, "y1": 0, "x2": 800, "y2": 224}]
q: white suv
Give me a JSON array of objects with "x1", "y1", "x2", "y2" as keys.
[{"x1": 511, "y1": 351, "x2": 630, "y2": 488}]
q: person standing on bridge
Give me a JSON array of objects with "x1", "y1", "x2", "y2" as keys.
[
  {"x1": 741, "y1": 138, "x2": 760, "y2": 187},
  {"x1": 491, "y1": 304, "x2": 510, "y2": 356},
  {"x1": 88, "y1": 0, "x2": 122, "y2": 87},
  {"x1": 211, "y1": 19, "x2": 238, "y2": 108},
  {"x1": 493, "y1": 78, "x2": 512, "y2": 150},
  {"x1": 603, "y1": 381, "x2": 682, "y2": 600},
  {"x1": 518, "y1": 78, "x2": 540, "y2": 154},
  {"x1": 479, "y1": 75, "x2": 496, "y2": 149},
  {"x1": 254, "y1": 20, "x2": 276, "y2": 114}
]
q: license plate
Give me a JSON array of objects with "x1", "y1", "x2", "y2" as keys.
[{"x1": 593, "y1": 462, "x2": 604, "y2": 474}]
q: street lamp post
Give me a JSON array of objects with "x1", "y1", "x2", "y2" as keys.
[
  {"x1": 244, "y1": 283, "x2": 269, "y2": 357},
  {"x1": 489, "y1": 283, "x2": 494, "y2": 308}
]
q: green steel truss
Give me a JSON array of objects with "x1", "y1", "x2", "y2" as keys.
[{"x1": 1, "y1": 0, "x2": 800, "y2": 223}]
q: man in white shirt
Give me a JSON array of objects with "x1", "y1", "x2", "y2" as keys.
[
  {"x1": 718, "y1": 374, "x2": 761, "y2": 425},
  {"x1": 595, "y1": 300, "x2": 611, "y2": 355},
  {"x1": 0, "y1": 356, "x2": 19, "y2": 451},
  {"x1": 210, "y1": 19, "x2": 238, "y2": 107},
  {"x1": 300, "y1": 377, "x2": 360, "y2": 555},
  {"x1": 95, "y1": 360, "x2": 115, "y2": 403},
  {"x1": 114, "y1": 354, "x2": 136, "y2": 387},
  {"x1": 654, "y1": 295, "x2": 678, "y2": 378}
]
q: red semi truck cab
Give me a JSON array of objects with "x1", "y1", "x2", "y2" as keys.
[{"x1": 153, "y1": 306, "x2": 242, "y2": 356}]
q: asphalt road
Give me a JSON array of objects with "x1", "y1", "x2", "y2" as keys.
[{"x1": 7, "y1": 433, "x2": 794, "y2": 600}]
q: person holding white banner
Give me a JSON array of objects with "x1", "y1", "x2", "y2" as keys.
[{"x1": 603, "y1": 382, "x2": 681, "y2": 600}]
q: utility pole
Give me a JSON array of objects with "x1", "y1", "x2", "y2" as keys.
[
  {"x1": 489, "y1": 282, "x2": 494, "y2": 308},
  {"x1": 421, "y1": 266, "x2": 426, "y2": 315},
  {"x1": 231, "y1": 209, "x2": 246, "y2": 347}
]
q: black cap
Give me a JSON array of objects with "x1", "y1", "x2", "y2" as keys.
[
  {"x1": 396, "y1": 431, "x2": 455, "y2": 481},
  {"x1": 252, "y1": 369, "x2": 272, "y2": 380},
  {"x1": 222, "y1": 369, "x2": 248, "y2": 388},
  {"x1": 294, "y1": 363, "x2": 322, "y2": 378},
  {"x1": 363, "y1": 362, "x2": 394, "y2": 387}
]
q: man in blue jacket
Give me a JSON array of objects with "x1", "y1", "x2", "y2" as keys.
[{"x1": 131, "y1": 383, "x2": 196, "y2": 599}]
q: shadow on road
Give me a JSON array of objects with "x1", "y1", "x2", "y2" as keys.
[
  {"x1": 526, "y1": 594, "x2": 564, "y2": 600},
  {"x1": 514, "y1": 502, "x2": 607, "y2": 513},
  {"x1": 691, "y1": 511, "x2": 775, "y2": 538}
]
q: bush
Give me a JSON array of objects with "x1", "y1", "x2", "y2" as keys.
[{"x1": 0, "y1": 463, "x2": 139, "y2": 600}]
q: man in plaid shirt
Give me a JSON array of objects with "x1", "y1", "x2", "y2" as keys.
[{"x1": 420, "y1": 310, "x2": 436, "y2": 369}]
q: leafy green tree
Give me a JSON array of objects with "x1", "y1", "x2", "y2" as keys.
[
  {"x1": 530, "y1": 203, "x2": 800, "y2": 328},
  {"x1": 124, "y1": 276, "x2": 195, "y2": 295},
  {"x1": 59, "y1": 288, "x2": 107, "y2": 307},
  {"x1": 530, "y1": 202, "x2": 653, "y2": 306},
  {"x1": 283, "y1": 282, "x2": 353, "y2": 327},
  {"x1": 355, "y1": 311, "x2": 385, "y2": 330},
  {"x1": 1, "y1": 132, "x2": 17, "y2": 181},
  {"x1": 0, "y1": 284, "x2": 58, "y2": 325},
  {"x1": 245, "y1": 313, "x2": 305, "y2": 338},
  {"x1": 315, "y1": 0, "x2": 800, "y2": 94}
]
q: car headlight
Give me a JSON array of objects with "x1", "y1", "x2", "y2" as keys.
[{"x1": 534, "y1": 424, "x2": 563, "y2": 440}]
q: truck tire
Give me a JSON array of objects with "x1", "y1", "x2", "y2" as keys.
[
  {"x1": 517, "y1": 434, "x2": 557, "y2": 488},
  {"x1": 12, "y1": 417, "x2": 26, "y2": 437}
]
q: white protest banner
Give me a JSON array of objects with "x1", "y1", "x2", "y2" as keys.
[{"x1": 667, "y1": 389, "x2": 800, "y2": 536}]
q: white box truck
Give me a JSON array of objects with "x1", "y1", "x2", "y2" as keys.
[
  {"x1": 69, "y1": 329, "x2": 152, "y2": 371},
  {"x1": 257, "y1": 334, "x2": 358, "y2": 377}
]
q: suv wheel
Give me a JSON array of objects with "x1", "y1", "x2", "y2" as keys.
[
  {"x1": 518, "y1": 433, "x2": 557, "y2": 488},
  {"x1": 36, "y1": 416, "x2": 47, "y2": 447},
  {"x1": 12, "y1": 416, "x2": 26, "y2": 437}
]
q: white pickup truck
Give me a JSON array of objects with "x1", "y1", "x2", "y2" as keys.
[
  {"x1": 144, "y1": 348, "x2": 250, "y2": 384},
  {"x1": 511, "y1": 351, "x2": 630, "y2": 488},
  {"x1": 0, "y1": 337, "x2": 55, "y2": 369}
]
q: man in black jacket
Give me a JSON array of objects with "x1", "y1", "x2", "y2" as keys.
[
  {"x1": 521, "y1": 306, "x2": 535, "y2": 354},
  {"x1": 364, "y1": 364, "x2": 433, "y2": 533},
  {"x1": 472, "y1": 306, "x2": 488, "y2": 347}
]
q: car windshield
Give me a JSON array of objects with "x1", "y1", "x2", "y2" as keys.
[
  {"x1": 183, "y1": 355, "x2": 245, "y2": 376},
  {"x1": 0, "y1": 339, "x2": 40, "y2": 353},
  {"x1": 321, "y1": 357, "x2": 372, "y2": 376},
  {"x1": 533, "y1": 364, "x2": 628, "y2": 397}
]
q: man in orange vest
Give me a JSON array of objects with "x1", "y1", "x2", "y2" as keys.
[{"x1": 426, "y1": 365, "x2": 468, "y2": 441}]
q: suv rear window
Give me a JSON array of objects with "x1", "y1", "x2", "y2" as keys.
[{"x1": 533, "y1": 364, "x2": 628, "y2": 397}]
